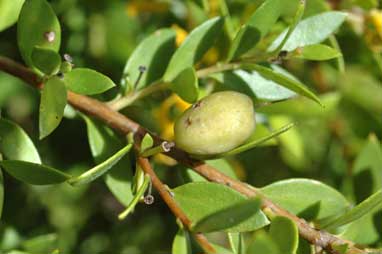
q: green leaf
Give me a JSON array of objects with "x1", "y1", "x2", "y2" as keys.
[
  {"x1": 353, "y1": 134, "x2": 382, "y2": 190},
  {"x1": 164, "y1": 17, "x2": 224, "y2": 82},
  {"x1": 189, "y1": 122, "x2": 294, "y2": 160},
  {"x1": 122, "y1": 28, "x2": 175, "y2": 92},
  {"x1": 17, "y1": 0, "x2": 61, "y2": 67},
  {"x1": 68, "y1": 144, "x2": 132, "y2": 186},
  {"x1": 340, "y1": 68, "x2": 382, "y2": 115},
  {"x1": 227, "y1": 25, "x2": 260, "y2": 61},
  {"x1": 0, "y1": 0, "x2": 25, "y2": 32},
  {"x1": 257, "y1": 92, "x2": 340, "y2": 118},
  {"x1": 296, "y1": 238, "x2": 312, "y2": 254},
  {"x1": 235, "y1": 67, "x2": 297, "y2": 101},
  {"x1": 211, "y1": 67, "x2": 296, "y2": 101},
  {"x1": 0, "y1": 119, "x2": 41, "y2": 163},
  {"x1": 242, "y1": 64, "x2": 321, "y2": 105},
  {"x1": 170, "y1": 67, "x2": 199, "y2": 103},
  {"x1": 292, "y1": 44, "x2": 342, "y2": 61},
  {"x1": 353, "y1": 134, "x2": 382, "y2": 194},
  {"x1": 172, "y1": 228, "x2": 192, "y2": 254},
  {"x1": 83, "y1": 116, "x2": 134, "y2": 206},
  {"x1": 340, "y1": 214, "x2": 379, "y2": 245},
  {"x1": 269, "y1": 216, "x2": 299, "y2": 254},
  {"x1": 323, "y1": 189, "x2": 382, "y2": 230},
  {"x1": 246, "y1": 232, "x2": 280, "y2": 254},
  {"x1": 247, "y1": 0, "x2": 283, "y2": 37},
  {"x1": 339, "y1": 135, "x2": 382, "y2": 244},
  {"x1": 228, "y1": 233, "x2": 245, "y2": 254},
  {"x1": 270, "y1": 116, "x2": 307, "y2": 170},
  {"x1": 173, "y1": 182, "x2": 269, "y2": 232},
  {"x1": 261, "y1": 178, "x2": 350, "y2": 221},
  {"x1": 186, "y1": 159, "x2": 239, "y2": 182},
  {"x1": 22, "y1": 233, "x2": 57, "y2": 254},
  {"x1": 332, "y1": 244, "x2": 348, "y2": 254},
  {"x1": 218, "y1": 0, "x2": 235, "y2": 39},
  {"x1": 192, "y1": 198, "x2": 261, "y2": 233},
  {"x1": 63, "y1": 68, "x2": 116, "y2": 95},
  {"x1": 141, "y1": 133, "x2": 154, "y2": 152},
  {"x1": 0, "y1": 169, "x2": 3, "y2": 219},
  {"x1": 118, "y1": 174, "x2": 150, "y2": 220},
  {"x1": 271, "y1": 0, "x2": 305, "y2": 53},
  {"x1": 212, "y1": 244, "x2": 235, "y2": 254},
  {"x1": 6, "y1": 251, "x2": 31, "y2": 254},
  {"x1": 39, "y1": 77, "x2": 67, "y2": 139},
  {"x1": 269, "y1": 11, "x2": 347, "y2": 51},
  {"x1": 31, "y1": 46, "x2": 61, "y2": 75},
  {"x1": 0, "y1": 160, "x2": 70, "y2": 185},
  {"x1": 220, "y1": 122, "x2": 295, "y2": 157}
]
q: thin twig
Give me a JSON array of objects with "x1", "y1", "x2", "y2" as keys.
[
  {"x1": 136, "y1": 152, "x2": 216, "y2": 253},
  {"x1": 0, "y1": 55, "x2": 367, "y2": 254},
  {"x1": 107, "y1": 81, "x2": 169, "y2": 111}
]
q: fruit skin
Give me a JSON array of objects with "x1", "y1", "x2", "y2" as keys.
[{"x1": 174, "y1": 91, "x2": 255, "y2": 155}]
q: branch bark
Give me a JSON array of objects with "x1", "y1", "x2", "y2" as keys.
[
  {"x1": 0, "y1": 56, "x2": 367, "y2": 254},
  {"x1": 136, "y1": 154, "x2": 216, "y2": 253}
]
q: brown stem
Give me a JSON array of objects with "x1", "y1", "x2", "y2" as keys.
[
  {"x1": 136, "y1": 154, "x2": 216, "y2": 253},
  {"x1": 0, "y1": 56, "x2": 367, "y2": 254}
]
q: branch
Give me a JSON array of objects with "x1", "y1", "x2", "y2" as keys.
[
  {"x1": 0, "y1": 56, "x2": 367, "y2": 254},
  {"x1": 136, "y1": 152, "x2": 216, "y2": 253}
]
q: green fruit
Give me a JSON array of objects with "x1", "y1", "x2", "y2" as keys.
[{"x1": 174, "y1": 91, "x2": 255, "y2": 155}]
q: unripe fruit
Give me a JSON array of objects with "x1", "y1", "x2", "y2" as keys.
[{"x1": 174, "y1": 91, "x2": 255, "y2": 155}]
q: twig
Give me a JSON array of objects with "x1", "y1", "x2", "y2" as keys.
[
  {"x1": 196, "y1": 62, "x2": 241, "y2": 78},
  {"x1": 136, "y1": 152, "x2": 216, "y2": 253},
  {"x1": 0, "y1": 55, "x2": 367, "y2": 254},
  {"x1": 107, "y1": 81, "x2": 169, "y2": 111}
]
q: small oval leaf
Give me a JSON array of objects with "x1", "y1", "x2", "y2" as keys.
[
  {"x1": 293, "y1": 44, "x2": 342, "y2": 61},
  {"x1": 0, "y1": 169, "x2": 3, "y2": 219},
  {"x1": 221, "y1": 123, "x2": 295, "y2": 157},
  {"x1": 0, "y1": 119, "x2": 41, "y2": 163},
  {"x1": 227, "y1": 25, "x2": 260, "y2": 61},
  {"x1": 247, "y1": 0, "x2": 283, "y2": 38},
  {"x1": 173, "y1": 182, "x2": 269, "y2": 232},
  {"x1": 246, "y1": 232, "x2": 280, "y2": 254},
  {"x1": 164, "y1": 17, "x2": 224, "y2": 82},
  {"x1": 262, "y1": 178, "x2": 350, "y2": 221},
  {"x1": 269, "y1": 216, "x2": 299, "y2": 254},
  {"x1": 0, "y1": 0, "x2": 25, "y2": 32},
  {"x1": 141, "y1": 133, "x2": 154, "y2": 152},
  {"x1": 211, "y1": 67, "x2": 296, "y2": 101},
  {"x1": 323, "y1": 189, "x2": 382, "y2": 230},
  {"x1": 64, "y1": 68, "x2": 116, "y2": 95},
  {"x1": 170, "y1": 67, "x2": 199, "y2": 103},
  {"x1": 269, "y1": 11, "x2": 347, "y2": 52},
  {"x1": 39, "y1": 77, "x2": 67, "y2": 139},
  {"x1": 192, "y1": 198, "x2": 261, "y2": 233},
  {"x1": 242, "y1": 64, "x2": 322, "y2": 105},
  {"x1": 172, "y1": 228, "x2": 192, "y2": 254},
  {"x1": 17, "y1": 0, "x2": 61, "y2": 67},
  {"x1": 0, "y1": 160, "x2": 70, "y2": 185},
  {"x1": 83, "y1": 116, "x2": 134, "y2": 206},
  {"x1": 122, "y1": 28, "x2": 175, "y2": 92},
  {"x1": 31, "y1": 46, "x2": 61, "y2": 75},
  {"x1": 228, "y1": 232, "x2": 245, "y2": 254},
  {"x1": 68, "y1": 144, "x2": 132, "y2": 186},
  {"x1": 185, "y1": 159, "x2": 239, "y2": 182}
]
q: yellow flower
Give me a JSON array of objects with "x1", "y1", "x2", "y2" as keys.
[
  {"x1": 153, "y1": 94, "x2": 190, "y2": 165},
  {"x1": 364, "y1": 9, "x2": 382, "y2": 52},
  {"x1": 126, "y1": 0, "x2": 169, "y2": 18},
  {"x1": 370, "y1": 9, "x2": 382, "y2": 35},
  {"x1": 202, "y1": 47, "x2": 219, "y2": 65},
  {"x1": 171, "y1": 24, "x2": 188, "y2": 46}
]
